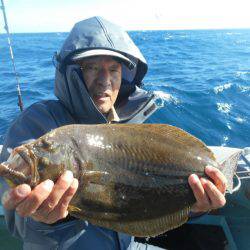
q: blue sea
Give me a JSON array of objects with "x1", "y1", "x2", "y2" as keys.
[{"x1": 0, "y1": 29, "x2": 249, "y2": 147}]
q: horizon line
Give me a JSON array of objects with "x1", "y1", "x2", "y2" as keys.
[{"x1": 2, "y1": 27, "x2": 250, "y2": 35}]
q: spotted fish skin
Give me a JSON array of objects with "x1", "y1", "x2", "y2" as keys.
[{"x1": 0, "y1": 124, "x2": 222, "y2": 236}]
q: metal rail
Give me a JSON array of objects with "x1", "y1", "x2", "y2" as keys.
[{"x1": 236, "y1": 153, "x2": 250, "y2": 180}]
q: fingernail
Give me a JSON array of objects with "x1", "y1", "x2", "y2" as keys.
[
  {"x1": 205, "y1": 165, "x2": 213, "y2": 172},
  {"x1": 62, "y1": 171, "x2": 73, "y2": 181},
  {"x1": 42, "y1": 179, "x2": 54, "y2": 191},
  {"x1": 192, "y1": 174, "x2": 199, "y2": 183},
  {"x1": 71, "y1": 178, "x2": 79, "y2": 188},
  {"x1": 16, "y1": 184, "x2": 30, "y2": 197}
]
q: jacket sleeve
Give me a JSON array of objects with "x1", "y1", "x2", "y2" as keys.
[{"x1": 0, "y1": 101, "x2": 80, "y2": 242}]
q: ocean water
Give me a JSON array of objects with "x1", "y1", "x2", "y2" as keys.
[{"x1": 0, "y1": 29, "x2": 249, "y2": 147}]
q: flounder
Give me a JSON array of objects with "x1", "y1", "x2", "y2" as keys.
[{"x1": 0, "y1": 124, "x2": 237, "y2": 236}]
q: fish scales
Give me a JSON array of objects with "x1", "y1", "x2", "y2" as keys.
[{"x1": 0, "y1": 124, "x2": 234, "y2": 237}]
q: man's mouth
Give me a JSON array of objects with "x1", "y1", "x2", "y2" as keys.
[{"x1": 93, "y1": 93, "x2": 110, "y2": 102}]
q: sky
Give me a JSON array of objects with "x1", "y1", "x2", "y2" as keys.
[{"x1": 1, "y1": 0, "x2": 250, "y2": 33}]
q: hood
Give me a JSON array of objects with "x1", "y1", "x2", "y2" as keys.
[
  {"x1": 56, "y1": 16, "x2": 148, "y2": 85},
  {"x1": 54, "y1": 16, "x2": 149, "y2": 122}
]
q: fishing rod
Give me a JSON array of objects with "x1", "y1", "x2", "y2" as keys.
[{"x1": 1, "y1": 0, "x2": 24, "y2": 112}]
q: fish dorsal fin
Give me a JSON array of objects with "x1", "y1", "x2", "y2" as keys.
[{"x1": 131, "y1": 124, "x2": 216, "y2": 162}]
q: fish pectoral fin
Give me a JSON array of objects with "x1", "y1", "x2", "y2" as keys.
[
  {"x1": 68, "y1": 206, "x2": 122, "y2": 222},
  {"x1": 82, "y1": 170, "x2": 109, "y2": 184},
  {"x1": 68, "y1": 205, "x2": 82, "y2": 213}
]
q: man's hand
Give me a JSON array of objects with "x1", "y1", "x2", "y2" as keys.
[
  {"x1": 189, "y1": 166, "x2": 227, "y2": 213},
  {"x1": 1, "y1": 171, "x2": 78, "y2": 224}
]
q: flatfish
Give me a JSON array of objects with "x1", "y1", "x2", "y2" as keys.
[{"x1": 0, "y1": 124, "x2": 237, "y2": 236}]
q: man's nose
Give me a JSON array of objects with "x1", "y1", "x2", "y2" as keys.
[{"x1": 96, "y1": 68, "x2": 111, "y2": 87}]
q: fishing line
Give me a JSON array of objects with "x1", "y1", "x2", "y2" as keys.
[{"x1": 1, "y1": 0, "x2": 24, "y2": 111}]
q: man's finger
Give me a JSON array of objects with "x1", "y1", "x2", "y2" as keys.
[
  {"x1": 58, "y1": 178, "x2": 78, "y2": 210},
  {"x1": 16, "y1": 180, "x2": 54, "y2": 217},
  {"x1": 203, "y1": 179, "x2": 226, "y2": 208},
  {"x1": 46, "y1": 178, "x2": 79, "y2": 224},
  {"x1": 189, "y1": 174, "x2": 210, "y2": 212},
  {"x1": 2, "y1": 184, "x2": 31, "y2": 210},
  {"x1": 205, "y1": 165, "x2": 227, "y2": 194},
  {"x1": 36, "y1": 171, "x2": 73, "y2": 215}
]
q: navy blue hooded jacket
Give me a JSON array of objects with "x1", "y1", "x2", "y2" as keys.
[{"x1": 0, "y1": 17, "x2": 160, "y2": 249}]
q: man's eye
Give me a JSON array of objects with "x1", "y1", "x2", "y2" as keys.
[
  {"x1": 110, "y1": 68, "x2": 119, "y2": 72},
  {"x1": 84, "y1": 65, "x2": 99, "y2": 71}
]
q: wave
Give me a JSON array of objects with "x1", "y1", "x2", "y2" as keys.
[
  {"x1": 221, "y1": 136, "x2": 229, "y2": 146},
  {"x1": 238, "y1": 85, "x2": 250, "y2": 93},
  {"x1": 153, "y1": 90, "x2": 180, "y2": 105},
  {"x1": 213, "y1": 83, "x2": 232, "y2": 94},
  {"x1": 226, "y1": 32, "x2": 241, "y2": 35},
  {"x1": 216, "y1": 102, "x2": 232, "y2": 114},
  {"x1": 164, "y1": 35, "x2": 173, "y2": 40},
  {"x1": 235, "y1": 40, "x2": 248, "y2": 44},
  {"x1": 235, "y1": 117, "x2": 246, "y2": 124},
  {"x1": 226, "y1": 122, "x2": 232, "y2": 130},
  {"x1": 236, "y1": 70, "x2": 250, "y2": 75},
  {"x1": 213, "y1": 82, "x2": 250, "y2": 95}
]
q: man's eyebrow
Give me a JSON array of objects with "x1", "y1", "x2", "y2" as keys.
[
  {"x1": 81, "y1": 62, "x2": 97, "y2": 66},
  {"x1": 110, "y1": 64, "x2": 119, "y2": 68},
  {"x1": 110, "y1": 63, "x2": 121, "y2": 68}
]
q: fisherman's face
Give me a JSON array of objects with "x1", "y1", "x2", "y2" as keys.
[{"x1": 80, "y1": 56, "x2": 122, "y2": 114}]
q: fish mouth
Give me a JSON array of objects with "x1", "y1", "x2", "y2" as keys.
[
  {"x1": 0, "y1": 147, "x2": 31, "y2": 186},
  {"x1": 5, "y1": 145, "x2": 39, "y2": 187}
]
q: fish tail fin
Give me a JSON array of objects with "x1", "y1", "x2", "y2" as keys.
[
  {"x1": 209, "y1": 147, "x2": 242, "y2": 193},
  {"x1": 0, "y1": 162, "x2": 28, "y2": 187}
]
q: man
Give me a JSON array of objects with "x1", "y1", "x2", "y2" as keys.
[{"x1": 0, "y1": 17, "x2": 226, "y2": 249}]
